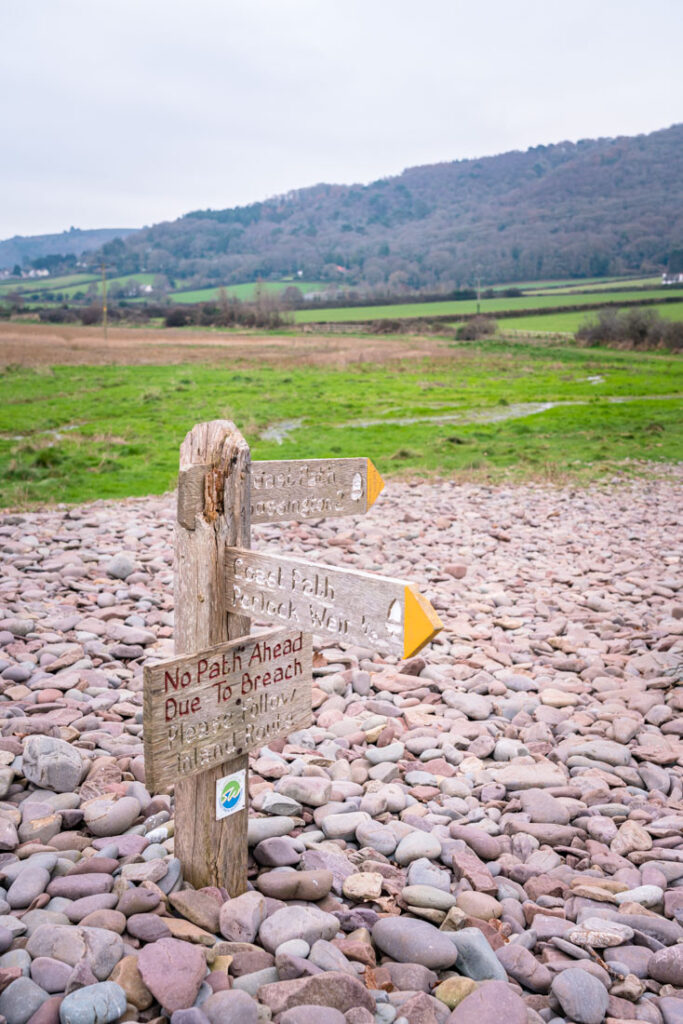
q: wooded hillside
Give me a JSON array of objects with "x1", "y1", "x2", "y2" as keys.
[{"x1": 5, "y1": 124, "x2": 682, "y2": 290}]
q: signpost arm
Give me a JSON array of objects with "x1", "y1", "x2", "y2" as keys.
[{"x1": 173, "y1": 420, "x2": 251, "y2": 894}]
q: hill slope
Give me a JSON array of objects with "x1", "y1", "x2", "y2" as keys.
[
  {"x1": 8, "y1": 124, "x2": 683, "y2": 290},
  {"x1": 0, "y1": 227, "x2": 136, "y2": 271}
]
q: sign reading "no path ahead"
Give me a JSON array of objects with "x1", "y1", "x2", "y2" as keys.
[{"x1": 143, "y1": 627, "x2": 312, "y2": 792}]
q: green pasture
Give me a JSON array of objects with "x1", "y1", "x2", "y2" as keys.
[
  {"x1": 293, "y1": 289, "x2": 677, "y2": 323},
  {"x1": 0, "y1": 272, "x2": 157, "y2": 302},
  {"x1": 525, "y1": 277, "x2": 664, "y2": 295},
  {"x1": 56, "y1": 272, "x2": 157, "y2": 299},
  {"x1": 0, "y1": 340, "x2": 680, "y2": 507},
  {"x1": 501, "y1": 301, "x2": 683, "y2": 334},
  {"x1": 491, "y1": 274, "x2": 656, "y2": 292},
  {"x1": 170, "y1": 281, "x2": 327, "y2": 303},
  {"x1": 0, "y1": 273, "x2": 98, "y2": 296}
]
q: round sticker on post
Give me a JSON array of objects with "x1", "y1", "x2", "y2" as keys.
[{"x1": 216, "y1": 769, "x2": 246, "y2": 820}]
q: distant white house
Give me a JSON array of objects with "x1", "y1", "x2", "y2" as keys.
[{"x1": 662, "y1": 271, "x2": 683, "y2": 285}]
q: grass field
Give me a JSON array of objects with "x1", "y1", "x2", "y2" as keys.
[
  {"x1": 170, "y1": 281, "x2": 327, "y2": 303},
  {"x1": 3, "y1": 271, "x2": 672, "y2": 314},
  {"x1": 0, "y1": 337, "x2": 680, "y2": 508},
  {"x1": 293, "y1": 289, "x2": 678, "y2": 323},
  {"x1": 525, "y1": 277, "x2": 664, "y2": 295},
  {"x1": 500, "y1": 301, "x2": 683, "y2": 334},
  {"x1": 0, "y1": 273, "x2": 98, "y2": 296},
  {"x1": 55, "y1": 273, "x2": 157, "y2": 299},
  {"x1": 492, "y1": 274, "x2": 658, "y2": 292},
  {"x1": 0, "y1": 272, "x2": 157, "y2": 301}
]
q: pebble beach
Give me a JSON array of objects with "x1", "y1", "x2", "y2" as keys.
[{"x1": 0, "y1": 470, "x2": 681, "y2": 1024}]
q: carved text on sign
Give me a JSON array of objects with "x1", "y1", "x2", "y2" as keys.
[
  {"x1": 143, "y1": 629, "x2": 312, "y2": 791},
  {"x1": 224, "y1": 548, "x2": 443, "y2": 658},
  {"x1": 250, "y1": 458, "x2": 384, "y2": 524}
]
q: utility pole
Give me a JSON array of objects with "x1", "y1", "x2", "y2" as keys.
[
  {"x1": 476, "y1": 272, "x2": 482, "y2": 316},
  {"x1": 101, "y1": 263, "x2": 108, "y2": 343}
]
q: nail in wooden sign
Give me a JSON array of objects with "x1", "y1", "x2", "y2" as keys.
[
  {"x1": 143, "y1": 628, "x2": 312, "y2": 792},
  {"x1": 250, "y1": 458, "x2": 384, "y2": 524},
  {"x1": 224, "y1": 548, "x2": 443, "y2": 659}
]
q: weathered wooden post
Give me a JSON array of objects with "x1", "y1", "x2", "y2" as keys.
[{"x1": 173, "y1": 420, "x2": 251, "y2": 894}]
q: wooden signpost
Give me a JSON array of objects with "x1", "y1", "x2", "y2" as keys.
[{"x1": 144, "y1": 419, "x2": 443, "y2": 896}]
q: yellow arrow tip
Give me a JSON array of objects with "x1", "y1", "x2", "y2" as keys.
[
  {"x1": 403, "y1": 586, "x2": 443, "y2": 659},
  {"x1": 366, "y1": 459, "x2": 385, "y2": 509}
]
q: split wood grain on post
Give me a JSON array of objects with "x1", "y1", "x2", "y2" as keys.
[{"x1": 173, "y1": 420, "x2": 251, "y2": 894}]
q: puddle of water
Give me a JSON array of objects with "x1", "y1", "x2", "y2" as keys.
[
  {"x1": 6, "y1": 424, "x2": 81, "y2": 444},
  {"x1": 338, "y1": 395, "x2": 682, "y2": 430},
  {"x1": 260, "y1": 419, "x2": 304, "y2": 444},
  {"x1": 259, "y1": 395, "x2": 681, "y2": 442},
  {"x1": 347, "y1": 403, "x2": 555, "y2": 429}
]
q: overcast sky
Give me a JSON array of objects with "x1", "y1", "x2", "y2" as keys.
[{"x1": 2, "y1": 0, "x2": 681, "y2": 239}]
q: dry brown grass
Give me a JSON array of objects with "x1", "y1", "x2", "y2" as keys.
[{"x1": 0, "y1": 321, "x2": 453, "y2": 370}]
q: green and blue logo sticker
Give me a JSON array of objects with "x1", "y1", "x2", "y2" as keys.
[{"x1": 215, "y1": 769, "x2": 246, "y2": 820}]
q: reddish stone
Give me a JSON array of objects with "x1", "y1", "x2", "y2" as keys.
[
  {"x1": 0, "y1": 967, "x2": 22, "y2": 993},
  {"x1": 522, "y1": 902, "x2": 566, "y2": 927},
  {"x1": 230, "y1": 950, "x2": 275, "y2": 977},
  {"x1": 447, "y1": 980, "x2": 527, "y2": 1024},
  {"x1": 409, "y1": 786, "x2": 442, "y2": 801},
  {"x1": 398, "y1": 992, "x2": 449, "y2": 1024},
  {"x1": 66, "y1": 857, "x2": 119, "y2": 876},
  {"x1": 26, "y1": 995, "x2": 63, "y2": 1024},
  {"x1": 137, "y1": 938, "x2": 206, "y2": 1013},
  {"x1": 257, "y1": 973, "x2": 375, "y2": 1015},
  {"x1": 206, "y1": 970, "x2": 232, "y2": 993},
  {"x1": 365, "y1": 966, "x2": 393, "y2": 991},
  {"x1": 420, "y1": 758, "x2": 455, "y2": 777},
  {"x1": 331, "y1": 938, "x2": 376, "y2": 967},
  {"x1": 462, "y1": 917, "x2": 507, "y2": 950},
  {"x1": 451, "y1": 849, "x2": 497, "y2": 895},
  {"x1": 523, "y1": 874, "x2": 566, "y2": 902}
]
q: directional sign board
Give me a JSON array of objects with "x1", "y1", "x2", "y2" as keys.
[
  {"x1": 225, "y1": 547, "x2": 443, "y2": 659},
  {"x1": 143, "y1": 627, "x2": 312, "y2": 792},
  {"x1": 250, "y1": 458, "x2": 384, "y2": 525}
]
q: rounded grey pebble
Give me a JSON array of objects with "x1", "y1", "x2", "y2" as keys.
[
  {"x1": 551, "y1": 967, "x2": 609, "y2": 1024},
  {"x1": 0, "y1": 976, "x2": 49, "y2": 1024},
  {"x1": 95, "y1": 845, "x2": 119, "y2": 859},
  {"x1": 7, "y1": 866, "x2": 51, "y2": 910},
  {"x1": 171, "y1": 1011, "x2": 210, "y2": 1024},
  {"x1": 0, "y1": 949, "x2": 31, "y2": 976},
  {"x1": 202, "y1": 989, "x2": 258, "y2": 1024},
  {"x1": 276, "y1": 939, "x2": 311, "y2": 958},
  {"x1": 59, "y1": 981, "x2": 127, "y2": 1024},
  {"x1": 106, "y1": 554, "x2": 136, "y2": 580},
  {"x1": 0, "y1": 926, "x2": 14, "y2": 954}
]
